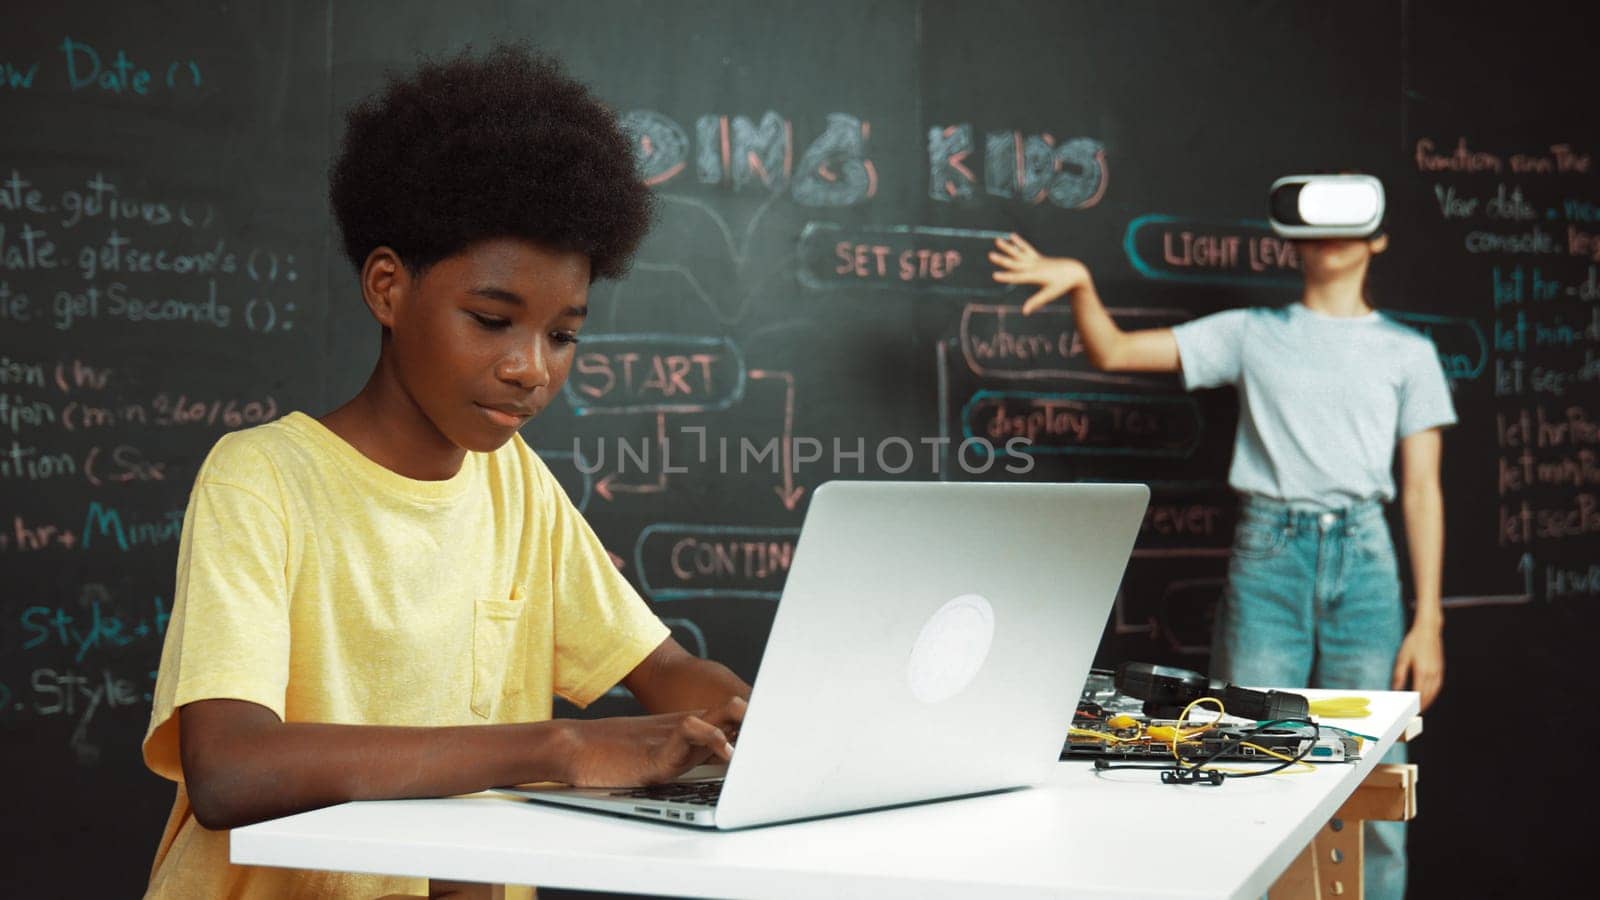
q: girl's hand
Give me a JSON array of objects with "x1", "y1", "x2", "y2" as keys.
[
  {"x1": 1391, "y1": 627, "x2": 1444, "y2": 712},
  {"x1": 988, "y1": 233, "x2": 1091, "y2": 314}
]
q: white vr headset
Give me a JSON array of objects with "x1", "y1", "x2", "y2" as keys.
[{"x1": 1268, "y1": 174, "x2": 1385, "y2": 239}]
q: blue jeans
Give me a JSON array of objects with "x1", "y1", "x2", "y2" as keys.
[{"x1": 1210, "y1": 494, "x2": 1407, "y2": 900}]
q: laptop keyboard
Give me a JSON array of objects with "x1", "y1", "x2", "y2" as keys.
[{"x1": 611, "y1": 780, "x2": 724, "y2": 805}]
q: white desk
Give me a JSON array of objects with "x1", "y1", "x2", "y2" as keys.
[{"x1": 232, "y1": 689, "x2": 1419, "y2": 900}]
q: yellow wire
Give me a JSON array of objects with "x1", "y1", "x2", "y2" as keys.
[
  {"x1": 1201, "y1": 742, "x2": 1317, "y2": 775},
  {"x1": 1073, "y1": 701, "x2": 1323, "y2": 777},
  {"x1": 1146, "y1": 724, "x2": 1209, "y2": 744},
  {"x1": 1170, "y1": 696, "x2": 1316, "y2": 777},
  {"x1": 1171, "y1": 696, "x2": 1226, "y2": 765},
  {"x1": 1068, "y1": 727, "x2": 1141, "y2": 744}
]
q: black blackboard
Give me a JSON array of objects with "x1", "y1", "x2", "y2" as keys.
[{"x1": 2, "y1": 2, "x2": 1594, "y2": 896}]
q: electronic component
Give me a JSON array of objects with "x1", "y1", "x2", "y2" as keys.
[
  {"x1": 1113, "y1": 661, "x2": 1310, "y2": 722},
  {"x1": 1067, "y1": 667, "x2": 1358, "y2": 767},
  {"x1": 1064, "y1": 716, "x2": 1359, "y2": 764}
]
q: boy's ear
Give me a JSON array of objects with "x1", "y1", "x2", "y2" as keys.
[
  {"x1": 1368, "y1": 233, "x2": 1389, "y2": 256},
  {"x1": 360, "y1": 247, "x2": 409, "y2": 328}
]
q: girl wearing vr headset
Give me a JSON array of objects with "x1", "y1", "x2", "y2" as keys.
[{"x1": 991, "y1": 175, "x2": 1452, "y2": 900}]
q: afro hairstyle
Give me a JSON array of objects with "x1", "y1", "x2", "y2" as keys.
[{"x1": 329, "y1": 44, "x2": 653, "y2": 281}]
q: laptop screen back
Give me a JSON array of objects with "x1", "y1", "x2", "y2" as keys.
[{"x1": 714, "y1": 481, "x2": 1148, "y2": 829}]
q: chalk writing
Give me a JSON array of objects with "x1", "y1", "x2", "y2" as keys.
[
  {"x1": 1545, "y1": 564, "x2": 1600, "y2": 599},
  {"x1": 53, "y1": 358, "x2": 112, "y2": 392},
  {"x1": 621, "y1": 110, "x2": 690, "y2": 186},
  {"x1": 1463, "y1": 227, "x2": 1560, "y2": 255},
  {"x1": 619, "y1": 109, "x2": 874, "y2": 206},
  {"x1": 798, "y1": 223, "x2": 1006, "y2": 293},
  {"x1": 960, "y1": 303, "x2": 1188, "y2": 383},
  {"x1": 0, "y1": 393, "x2": 280, "y2": 431},
  {"x1": 0, "y1": 355, "x2": 46, "y2": 388},
  {"x1": 1141, "y1": 503, "x2": 1225, "y2": 540},
  {"x1": 0, "y1": 514, "x2": 77, "y2": 552},
  {"x1": 928, "y1": 124, "x2": 1107, "y2": 208},
  {"x1": 0, "y1": 60, "x2": 37, "y2": 91},
  {"x1": 0, "y1": 393, "x2": 55, "y2": 433},
  {"x1": 74, "y1": 231, "x2": 237, "y2": 280},
  {"x1": 1123, "y1": 215, "x2": 1301, "y2": 286},
  {"x1": 1386, "y1": 311, "x2": 1489, "y2": 381},
  {"x1": 1415, "y1": 138, "x2": 1592, "y2": 176},
  {"x1": 696, "y1": 112, "x2": 790, "y2": 192},
  {"x1": 593, "y1": 413, "x2": 673, "y2": 501},
  {"x1": 1, "y1": 287, "x2": 34, "y2": 327},
  {"x1": 146, "y1": 393, "x2": 279, "y2": 428},
  {"x1": 80, "y1": 502, "x2": 185, "y2": 552},
  {"x1": 749, "y1": 370, "x2": 805, "y2": 510},
  {"x1": 0, "y1": 442, "x2": 179, "y2": 485},
  {"x1": 1567, "y1": 226, "x2": 1600, "y2": 263},
  {"x1": 20, "y1": 590, "x2": 169, "y2": 662},
  {"x1": 1493, "y1": 351, "x2": 1600, "y2": 396},
  {"x1": 791, "y1": 114, "x2": 877, "y2": 207},
  {"x1": 962, "y1": 390, "x2": 1203, "y2": 457},
  {"x1": 1498, "y1": 494, "x2": 1600, "y2": 545},
  {"x1": 1498, "y1": 450, "x2": 1600, "y2": 492},
  {"x1": 49, "y1": 280, "x2": 233, "y2": 330},
  {"x1": 0, "y1": 171, "x2": 47, "y2": 213},
  {"x1": 22, "y1": 666, "x2": 153, "y2": 764},
  {"x1": 565, "y1": 334, "x2": 745, "y2": 414},
  {"x1": 0, "y1": 221, "x2": 60, "y2": 271},
  {"x1": 1433, "y1": 183, "x2": 1538, "y2": 222},
  {"x1": 0, "y1": 441, "x2": 75, "y2": 480},
  {"x1": 0, "y1": 169, "x2": 299, "y2": 337},
  {"x1": 59, "y1": 38, "x2": 203, "y2": 95},
  {"x1": 634, "y1": 524, "x2": 800, "y2": 602},
  {"x1": 57, "y1": 172, "x2": 187, "y2": 230},
  {"x1": 1419, "y1": 134, "x2": 1596, "y2": 599},
  {"x1": 1415, "y1": 137, "x2": 1503, "y2": 174},
  {"x1": 1495, "y1": 406, "x2": 1600, "y2": 449},
  {"x1": 1489, "y1": 265, "x2": 1597, "y2": 307},
  {"x1": 81, "y1": 443, "x2": 168, "y2": 485}
]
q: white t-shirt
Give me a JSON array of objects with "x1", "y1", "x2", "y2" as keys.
[{"x1": 1171, "y1": 303, "x2": 1457, "y2": 509}]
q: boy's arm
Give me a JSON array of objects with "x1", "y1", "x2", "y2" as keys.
[
  {"x1": 989, "y1": 234, "x2": 1180, "y2": 373},
  {"x1": 180, "y1": 693, "x2": 737, "y2": 831},
  {"x1": 180, "y1": 699, "x2": 572, "y2": 830},
  {"x1": 622, "y1": 636, "x2": 752, "y2": 714},
  {"x1": 1393, "y1": 427, "x2": 1445, "y2": 712}
]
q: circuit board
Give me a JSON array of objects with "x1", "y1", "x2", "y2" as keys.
[
  {"x1": 1064, "y1": 670, "x2": 1361, "y2": 764},
  {"x1": 1062, "y1": 712, "x2": 1361, "y2": 763}
]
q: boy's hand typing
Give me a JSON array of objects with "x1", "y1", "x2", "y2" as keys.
[{"x1": 564, "y1": 696, "x2": 746, "y2": 787}]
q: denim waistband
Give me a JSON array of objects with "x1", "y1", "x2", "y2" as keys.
[{"x1": 1237, "y1": 493, "x2": 1386, "y2": 531}]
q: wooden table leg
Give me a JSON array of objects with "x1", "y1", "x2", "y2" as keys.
[{"x1": 1269, "y1": 760, "x2": 1418, "y2": 899}]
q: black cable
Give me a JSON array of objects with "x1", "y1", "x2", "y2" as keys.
[
  {"x1": 1091, "y1": 717, "x2": 1322, "y2": 786},
  {"x1": 1202, "y1": 717, "x2": 1320, "y2": 780}
]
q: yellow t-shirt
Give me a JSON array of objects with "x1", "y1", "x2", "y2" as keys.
[{"x1": 142, "y1": 412, "x2": 669, "y2": 899}]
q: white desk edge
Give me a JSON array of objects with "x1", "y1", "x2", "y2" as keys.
[{"x1": 231, "y1": 688, "x2": 1420, "y2": 900}]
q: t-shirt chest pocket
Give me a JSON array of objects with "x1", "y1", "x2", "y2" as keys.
[{"x1": 471, "y1": 589, "x2": 531, "y2": 719}]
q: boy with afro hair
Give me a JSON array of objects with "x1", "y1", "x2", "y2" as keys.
[{"x1": 142, "y1": 45, "x2": 750, "y2": 899}]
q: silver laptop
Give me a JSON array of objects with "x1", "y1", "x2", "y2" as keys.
[{"x1": 498, "y1": 480, "x2": 1148, "y2": 829}]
